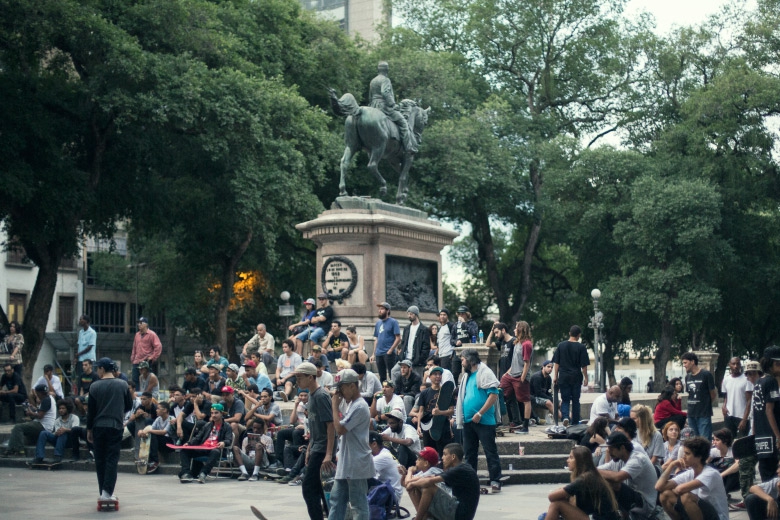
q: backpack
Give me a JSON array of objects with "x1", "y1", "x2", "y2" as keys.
[{"x1": 367, "y1": 480, "x2": 409, "y2": 520}]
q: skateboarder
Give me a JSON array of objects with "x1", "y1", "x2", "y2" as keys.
[{"x1": 87, "y1": 357, "x2": 133, "y2": 504}]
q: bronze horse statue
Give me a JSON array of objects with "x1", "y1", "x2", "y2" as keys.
[{"x1": 328, "y1": 88, "x2": 430, "y2": 205}]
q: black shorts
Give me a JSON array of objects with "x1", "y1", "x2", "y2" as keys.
[{"x1": 673, "y1": 494, "x2": 718, "y2": 519}]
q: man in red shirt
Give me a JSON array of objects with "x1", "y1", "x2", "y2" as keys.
[{"x1": 131, "y1": 317, "x2": 162, "y2": 390}]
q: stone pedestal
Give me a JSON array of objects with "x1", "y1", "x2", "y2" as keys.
[
  {"x1": 296, "y1": 196, "x2": 458, "y2": 352},
  {"x1": 692, "y1": 351, "x2": 719, "y2": 374}
]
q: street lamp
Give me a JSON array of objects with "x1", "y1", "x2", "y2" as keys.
[
  {"x1": 126, "y1": 262, "x2": 147, "y2": 319},
  {"x1": 278, "y1": 291, "x2": 295, "y2": 332},
  {"x1": 589, "y1": 288, "x2": 605, "y2": 392}
]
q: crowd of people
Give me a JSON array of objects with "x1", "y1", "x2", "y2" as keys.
[{"x1": 6, "y1": 301, "x2": 780, "y2": 520}]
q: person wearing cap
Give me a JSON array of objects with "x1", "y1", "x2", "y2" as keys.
[
  {"x1": 219, "y1": 385, "x2": 246, "y2": 440},
  {"x1": 130, "y1": 317, "x2": 163, "y2": 389},
  {"x1": 734, "y1": 360, "x2": 762, "y2": 509},
  {"x1": 74, "y1": 314, "x2": 97, "y2": 380},
  {"x1": 751, "y1": 345, "x2": 780, "y2": 481},
  {"x1": 225, "y1": 363, "x2": 246, "y2": 392},
  {"x1": 137, "y1": 360, "x2": 159, "y2": 401},
  {"x1": 394, "y1": 359, "x2": 422, "y2": 415},
  {"x1": 288, "y1": 298, "x2": 317, "y2": 352},
  {"x1": 2, "y1": 383, "x2": 56, "y2": 457},
  {"x1": 406, "y1": 442, "x2": 481, "y2": 520},
  {"x1": 274, "y1": 339, "x2": 303, "y2": 401},
  {"x1": 33, "y1": 364, "x2": 64, "y2": 400},
  {"x1": 413, "y1": 365, "x2": 455, "y2": 455},
  {"x1": 86, "y1": 357, "x2": 133, "y2": 501},
  {"x1": 423, "y1": 355, "x2": 455, "y2": 388},
  {"x1": 329, "y1": 368, "x2": 375, "y2": 520},
  {"x1": 656, "y1": 436, "x2": 729, "y2": 520},
  {"x1": 204, "y1": 364, "x2": 227, "y2": 400},
  {"x1": 322, "y1": 320, "x2": 349, "y2": 363},
  {"x1": 434, "y1": 309, "x2": 457, "y2": 371},
  {"x1": 681, "y1": 351, "x2": 717, "y2": 441},
  {"x1": 308, "y1": 344, "x2": 331, "y2": 372},
  {"x1": 382, "y1": 408, "x2": 421, "y2": 468},
  {"x1": 610, "y1": 417, "x2": 647, "y2": 456},
  {"x1": 456, "y1": 348, "x2": 503, "y2": 492},
  {"x1": 552, "y1": 325, "x2": 590, "y2": 426},
  {"x1": 368, "y1": 430, "x2": 404, "y2": 502},
  {"x1": 721, "y1": 356, "x2": 749, "y2": 438},
  {"x1": 395, "y1": 305, "x2": 431, "y2": 379},
  {"x1": 372, "y1": 302, "x2": 402, "y2": 382},
  {"x1": 401, "y1": 446, "x2": 442, "y2": 492},
  {"x1": 452, "y1": 305, "x2": 479, "y2": 381},
  {"x1": 241, "y1": 359, "x2": 272, "y2": 393},
  {"x1": 530, "y1": 360, "x2": 556, "y2": 423},
  {"x1": 293, "y1": 361, "x2": 335, "y2": 520},
  {"x1": 371, "y1": 379, "x2": 406, "y2": 424},
  {"x1": 242, "y1": 323, "x2": 275, "y2": 366},
  {"x1": 178, "y1": 401, "x2": 234, "y2": 484},
  {"x1": 73, "y1": 358, "x2": 100, "y2": 415},
  {"x1": 597, "y1": 431, "x2": 658, "y2": 518},
  {"x1": 293, "y1": 293, "x2": 334, "y2": 354}
]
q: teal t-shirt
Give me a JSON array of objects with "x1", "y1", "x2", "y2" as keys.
[{"x1": 463, "y1": 371, "x2": 499, "y2": 425}]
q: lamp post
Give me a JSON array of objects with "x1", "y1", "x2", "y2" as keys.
[
  {"x1": 126, "y1": 262, "x2": 147, "y2": 319},
  {"x1": 589, "y1": 288, "x2": 605, "y2": 392},
  {"x1": 278, "y1": 291, "x2": 295, "y2": 332}
]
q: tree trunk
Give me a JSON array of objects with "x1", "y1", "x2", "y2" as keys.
[
  {"x1": 471, "y1": 209, "x2": 510, "y2": 321},
  {"x1": 653, "y1": 318, "x2": 674, "y2": 393},
  {"x1": 215, "y1": 231, "x2": 253, "y2": 364},
  {"x1": 512, "y1": 159, "x2": 543, "y2": 323}
]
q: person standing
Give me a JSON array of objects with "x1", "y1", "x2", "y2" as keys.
[
  {"x1": 552, "y1": 325, "x2": 590, "y2": 425},
  {"x1": 372, "y1": 302, "x2": 401, "y2": 383},
  {"x1": 751, "y1": 346, "x2": 780, "y2": 481},
  {"x1": 87, "y1": 358, "x2": 132, "y2": 502},
  {"x1": 329, "y1": 368, "x2": 375, "y2": 520},
  {"x1": 435, "y1": 309, "x2": 456, "y2": 375},
  {"x1": 130, "y1": 317, "x2": 162, "y2": 389},
  {"x1": 451, "y1": 306, "x2": 478, "y2": 382},
  {"x1": 456, "y1": 348, "x2": 503, "y2": 493},
  {"x1": 499, "y1": 321, "x2": 534, "y2": 434},
  {"x1": 74, "y1": 315, "x2": 96, "y2": 381},
  {"x1": 682, "y1": 351, "x2": 717, "y2": 440},
  {"x1": 393, "y1": 305, "x2": 430, "y2": 381},
  {"x1": 296, "y1": 362, "x2": 335, "y2": 520},
  {"x1": 721, "y1": 356, "x2": 749, "y2": 438}
]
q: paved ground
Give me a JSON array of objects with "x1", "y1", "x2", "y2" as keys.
[{"x1": 0, "y1": 465, "x2": 751, "y2": 520}]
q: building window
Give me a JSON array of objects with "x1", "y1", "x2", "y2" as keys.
[
  {"x1": 8, "y1": 293, "x2": 27, "y2": 323},
  {"x1": 621, "y1": 358, "x2": 630, "y2": 366},
  {"x1": 60, "y1": 257, "x2": 78, "y2": 270},
  {"x1": 58, "y1": 296, "x2": 76, "y2": 332},
  {"x1": 86, "y1": 301, "x2": 126, "y2": 333},
  {"x1": 6, "y1": 247, "x2": 32, "y2": 266},
  {"x1": 639, "y1": 358, "x2": 650, "y2": 365}
]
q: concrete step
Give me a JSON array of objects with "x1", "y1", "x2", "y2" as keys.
[
  {"x1": 476, "y1": 469, "x2": 570, "y2": 485},
  {"x1": 490, "y1": 437, "x2": 574, "y2": 455},
  {"x1": 477, "y1": 454, "x2": 568, "y2": 471}
]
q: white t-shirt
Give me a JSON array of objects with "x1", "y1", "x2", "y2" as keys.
[
  {"x1": 406, "y1": 323, "x2": 420, "y2": 360},
  {"x1": 721, "y1": 373, "x2": 749, "y2": 418},
  {"x1": 598, "y1": 450, "x2": 657, "y2": 517},
  {"x1": 376, "y1": 394, "x2": 406, "y2": 421},
  {"x1": 437, "y1": 325, "x2": 452, "y2": 358},
  {"x1": 589, "y1": 393, "x2": 617, "y2": 424},
  {"x1": 34, "y1": 375, "x2": 64, "y2": 399},
  {"x1": 382, "y1": 423, "x2": 421, "y2": 454},
  {"x1": 644, "y1": 430, "x2": 665, "y2": 461},
  {"x1": 373, "y1": 448, "x2": 403, "y2": 501},
  {"x1": 756, "y1": 477, "x2": 780, "y2": 501},
  {"x1": 317, "y1": 371, "x2": 334, "y2": 389},
  {"x1": 672, "y1": 466, "x2": 729, "y2": 520}
]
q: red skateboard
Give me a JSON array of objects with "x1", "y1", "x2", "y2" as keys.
[
  {"x1": 166, "y1": 443, "x2": 218, "y2": 450},
  {"x1": 97, "y1": 497, "x2": 119, "y2": 512}
]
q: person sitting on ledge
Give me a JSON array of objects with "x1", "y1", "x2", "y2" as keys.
[
  {"x1": 235, "y1": 417, "x2": 275, "y2": 481},
  {"x1": 178, "y1": 402, "x2": 233, "y2": 484},
  {"x1": 32, "y1": 398, "x2": 79, "y2": 465}
]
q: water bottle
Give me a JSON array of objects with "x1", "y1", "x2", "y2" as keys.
[
  {"x1": 471, "y1": 335, "x2": 476, "y2": 343},
  {"x1": 478, "y1": 330, "x2": 484, "y2": 344}
]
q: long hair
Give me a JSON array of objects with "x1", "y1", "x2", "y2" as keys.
[
  {"x1": 631, "y1": 404, "x2": 657, "y2": 449},
  {"x1": 657, "y1": 385, "x2": 676, "y2": 405},
  {"x1": 587, "y1": 416, "x2": 610, "y2": 439},
  {"x1": 569, "y1": 446, "x2": 619, "y2": 514},
  {"x1": 515, "y1": 321, "x2": 532, "y2": 343}
]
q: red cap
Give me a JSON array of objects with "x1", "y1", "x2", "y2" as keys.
[
  {"x1": 220, "y1": 386, "x2": 234, "y2": 394},
  {"x1": 242, "y1": 360, "x2": 257, "y2": 368},
  {"x1": 418, "y1": 447, "x2": 439, "y2": 467}
]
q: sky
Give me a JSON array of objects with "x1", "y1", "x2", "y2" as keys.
[{"x1": 440, "y1": 0, "x2": 759, "y2": 287}]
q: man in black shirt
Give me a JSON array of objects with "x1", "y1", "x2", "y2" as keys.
[
  {"x1": 552, "y1": 325, "x2": 589, "y2": 425},
  {"x1": 394, "y1": 360, "x2": 422, "y2": 415},
  {"x1": 752, "y1": 345, "x2": 780, "y2": 480},
  {"x1": 322, "y1": 320, "x2": 349, "y2": 362},
  {"x1": 682, "y1": 351, "x2": 717, "y2": 441},
  {"x1": 530, "y1": 360, "x2": 556, "y2": 421},
  {"x1": 0, "y1": 363, "x2": 25, "y2": 423},
  {"x1": 406, "y1": 442, "x2": 480, "y2": 520},
  {"x1": 182, "y1": 368, "x2": 206, "y2": 394}
]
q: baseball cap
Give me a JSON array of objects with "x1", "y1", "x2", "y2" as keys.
[
  {"x1": 456, "y1": 305, "x2": 469, "y2": 313},
  {"x1": 95, "y1": 357, "x2": 115, "y2": 370},
  {"x1": 418, "y1": 447, "x2": 439, "y2": 467},
  {"x1": 386, "y1": 409, "x2": 404, "y2": 421},
  {"x1": 337, "y1": 369, "x2": 359, "y2": 385},
  {"x1": 294, "y1": 362, "x2": 318, "y2": 376},
  {"x1": 138, "y1": 361, "x2": 150, "y2": 370},
  {"x1": 312, "y1": 345, "x2": 322, "y2": 351},
  {"x1": 243, "y1": 360, "x2": 257, "y2": 368},
  {"x1": 407, "y1": 305, "x2": 420, "y2": 315},
  {"x1": 377, "y1": 302, "x2": 391, "y2": 310},
  {"x1": 137, "y1": 316, "x2": 148, "y2": 324},
  {"x1": 764, "y1": 345, "x2": 780, "y2": 361},
  {"x1": 429, "y1": 366, "x2": 444, "y2": 374},
  {"x1": 317, "y1": 292, "x2": 329, "y2": 300},
  {"x1": 745, "y1": 360, "x2": 762, "y2": 374},
  {"x1": 220, "y1": 386, "x2": 234, "y2": 394},
  {"x1": 184, "y1": 367, "x2": 198, "y2": 376},
  {"x1": 399, "y1": 359, "x2": 413, "y2": 367},
  {"x1": 382, "y1": 380, "x2": 395, "y2": 388},
  {"x1": 211, "y1": 403, "x2": 225, "y2": 413},
  {"x1": 34, "y1": 383, "x2": 48, "y2": 393},
  {"x1": 605, "y1": 431, "x2": 632, "y2": 448},
  {"x1": 304, "y1": 298, "x2": 316, "y2": 305},
  {"x1": 227, "y1": 363, "x2": 240, "y2": 373}
]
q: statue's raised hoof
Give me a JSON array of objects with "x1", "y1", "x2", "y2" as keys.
[{"x1": 339, "y1": 187, "x2": 347, "y2": 196}]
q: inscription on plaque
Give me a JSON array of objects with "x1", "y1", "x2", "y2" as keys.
[{"x1": 321, "y1": 256, "x2": 359, "y2": 303}]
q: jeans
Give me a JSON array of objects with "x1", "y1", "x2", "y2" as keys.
[
  {"x1": 180, "y1": 448, "x2": 221, "y2": 476},
  {"x1": 745, "y1": 492, "x2": 775, "y2": 520},
  {"x1": 36, "y1": 430, "x2": 69, "y2": 459},
  {"x1": 328, "y1": 477, "x2": 368, "y2": 520},
  {"x1": 688, "y1": 416, "x2": 713, "y2": 441},
  {"x1": 93, "y1": 426, "x2": 123, "y2": 496},
  {"x1": 0, "y1": 392, "x2": 25, "y2": 421},
  {"x1": 303, "y1": 450, "x2": 327, "y2": 520},
  {"x1": 375, "y1": 352, "x2": 397, "y2": 382},
  {"x1": 70, "y1": 426, "x2": 92, "y2": 459},
  {"x1": 463, "y1": 421, "x2": 502, "y2": 482},
  {"x1": 297, "y1": 327, "x2": 326, "y2": 344},
  {"x1": 558, "y1": 383, "x2": 582, "y2": 424}
]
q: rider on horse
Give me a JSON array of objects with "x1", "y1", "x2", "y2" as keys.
[{"x1": 368, "y1": 61, "x2": 418, "y2": 154}]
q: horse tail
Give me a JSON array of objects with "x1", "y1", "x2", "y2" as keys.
[{"x1": 328, "y1": 89, "x2": 361, "y2": 118}]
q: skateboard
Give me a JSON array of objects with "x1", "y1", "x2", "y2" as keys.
[
  {"x1": 137, "y1": 426, "x2": 152, "y2": 474},
  {"x1": 553, "y1": 383, "x2": 559, "y2": 426},
  {"x1": 97, "y1": 497, "x2": 119, "y2": 512},
  {"x1": 428, "y1": 381, "x2": 455, "y2": 441},
  {"x1": 732, "y1": 434, "x2": 756, "y2": 459},
  {"x1": 479, "y1": 475, "x2": 510, "y2": 494},
  {"x1": 258, "y1": 469, "x2": 285, "y2": 481},
  {"x1": 250, "y1": 506, "x2": 269, "y2": 520},
  {"x1": 28, "y1": 461, "x2": 63, "y2": 471}
]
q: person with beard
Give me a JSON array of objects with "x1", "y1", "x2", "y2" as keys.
[
  {"x1": 372, "y1": 302, "x2": 401, "y2": 383},
  {"x1": 451, "y1": 306, "x2": 479, "y2": 382},
  {"x1": 414, "y1": 366, "x2": 455, "y2": 456},
  {"x1": 382, "y1": 409, "x2": 422, "y2": 468},
  {"x1": 456, "y1": 348, "x2": 503, "y2": 493},
  {"x1": 394, "y1": 359, "x2": 422, "y2": 416},
  {"x1": 391, "y1": 306, "x2": 430, "y2": 381},
  {"x1": 434, "y1": 309, "x2": 457, "y2": 379}
]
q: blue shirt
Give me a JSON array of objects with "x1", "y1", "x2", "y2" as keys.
[
  {"x1": 373, "y1": 318, "x2": 400, "y2": 356},
  {"x1": 250, "y1": 373, "x2": 273, "y2": 393},
  {"x1": 77, "y1": 326, "x2": 97, "y2": 361},
  {"x1": 463, "y1": 371, "x2": 499, "y2": 426}
]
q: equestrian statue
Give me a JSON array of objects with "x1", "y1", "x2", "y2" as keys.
[{"x1": 329, "y1": 61, "x2": 430, "y2": 205}]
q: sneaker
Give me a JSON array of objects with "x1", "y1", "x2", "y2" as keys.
[
  {"x1": 267, "y1": 461, "x2": 280, "y2": 469},
  {"x1": 529, "y1": 419, "x2": 536, "y2": 426},
  {"x1": 508, "y1": 422, "x2": 519, "y2": 429},
  {"x1": 288, "y1": 476, "x2": 303, "y2": 486},
  {"x1": 248, "y1": 474, "x2": 259, "y2": 482},
  {"x1": 180, "y1": 473, "x2": 194, "y2": 483},
  {"x1": 147, "y1": 461, "x2": 159, "y2": 474},
  {"x1": 515, "y1": 426, "x2": 529, "y2": 434},
  {"x1": 278, "y1": 475, "x2": 294, "y2": 484},
  {"x1": 490, "y1": 481, "x2": 501, "y2": 493},
  {"x1": 29, "y1": 457, "x2": 44, "y2": 465},
  {"x1": 238, "y1": 472, "x2": 249, "y2": 481},
  {"x1": 729, "y1": 502, "x2": 746, "y2": 511},
  {"x1": 53, "y1": 456, "x2": 63, "y2": 464},
  {"x1": 562, "y1": 418, "x2": 570, "y2": 427},
  {"x1": 197, "y1": 472, "x2": 207, "y2": 484}
]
